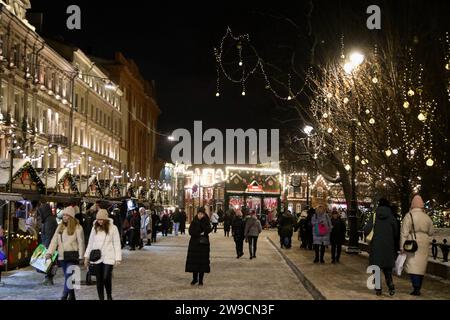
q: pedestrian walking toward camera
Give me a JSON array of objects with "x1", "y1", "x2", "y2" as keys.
[
  {"x1": 38, "y1": 203, "x2": 58, "y2": 286},
  {"x1": 400, "y1": 194, "x2": 434, "y2": 296},
  {"x1": 140, "y1": 207, "x2": 152, "y2": 246},
  {"x1": 330, "y1": 208, "x2": 346, "y2": 263},
  {"x1": 232, "y1": 210, "x2": 245, "y2": 258},
  {"x1": 364, "y1": 198, "x2": 397, "y2": 296},
  {"x1": 180, "y1": 209, "x2": 187, "y2": 235},
  {"x1": 312, "y1": 206, "x2": 332, "y2": 263},
  {"x1": 185, "y1": 207, "x2": 211, "y2": 286},
  {"x1": 211, "y1": 211, "x2": 219, "y2": 233},
  {"x1": 172, "y1": 208, "x2": 182, "y2": 236},
  {"x1": 84, "y1": 209, "x2": 122, "y2": 300},
  {"x1": 151, "y1": 210, "x2": 160, "y2": 242},
  {"x1": 244, "y1": 210, "x2": 262, "y2": 259},
  {"x1": 223, "y1": 210, "x2": 232, "y2": 237},
  {"x1": 45, "y1": 206, "x2": 85, "y2": 300}
]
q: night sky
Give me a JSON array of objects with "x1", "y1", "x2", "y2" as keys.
[{"x1": 28, "y1": 0, "x2": 450, "y2": 159}]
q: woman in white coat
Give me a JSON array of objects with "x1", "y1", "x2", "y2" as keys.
[
  {"x1": 400, "y1": 194, "x2": 434, "y2": 296},
  {"x1": 46, "y1": 206, "x2": 85, "y2": 300},
  {"x1": 84, "y1": 209, "x2": 122, "y2": 300},
  {"x1": 140, "y1": 207, "x2": 152, "y2": 246}
]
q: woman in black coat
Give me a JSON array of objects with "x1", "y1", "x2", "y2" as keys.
[
  {"x1": 330, "y1": 209, "x2": 346, "y2": 263},
  {"x1": 223, "y1": 212, "x2": 232, "y2": 237},
  {"x1": 151, "y1": 210, "x2": 160, "y2": 242},
  {"x1": 185, "y1": 208, "x2": 211, "y2": 286},
  {"x1": 364, "y1": 198, "x2": 398, "y2": 296},
  {"x1": 231, "y1": 211, "x2": 245, "y2": 258}
]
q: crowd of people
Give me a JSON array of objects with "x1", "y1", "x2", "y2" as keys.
[{"x1": 0, "y1": 192, "x2": 436, "y2": 298}]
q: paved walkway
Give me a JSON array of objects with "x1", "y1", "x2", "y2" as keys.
[
  {"x1": 0, "y1": 230, "x2": 312, "y2": 300},
  {"x1": 265, "y1": 231, "x2": 450, "y2": 300}
]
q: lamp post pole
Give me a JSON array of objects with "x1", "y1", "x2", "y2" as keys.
[{"x1": 5, "y1": 134, "x2": 14, "y2": 271}]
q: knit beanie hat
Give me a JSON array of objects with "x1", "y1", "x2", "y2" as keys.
[
  {"x1": 96, "y1": 209, "x2": 109, "y2": 220},
  {"x1": 411, "y1": 195, "x2": 424, "y2": 209},
  {"x1": 63, "y1": 206, "x2": 76, "y2": 219}
]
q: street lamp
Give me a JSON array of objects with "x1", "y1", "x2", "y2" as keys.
[{"x1": 343, "y1": 51, "x2": 365, "y2": 254}]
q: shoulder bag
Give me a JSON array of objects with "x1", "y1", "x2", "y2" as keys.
[
  {"x1": 365, "y1": 212, "x2": 376, "y2": 243},
  {"x1": 89, "y1": 232, "x2": 107, "y2": 262},
  {"x1": 60, "y1": 233, "x2": 79, "y2": 262},
  {"x1": 403, "y1": 212, "x2": 418, "y2": 253}
]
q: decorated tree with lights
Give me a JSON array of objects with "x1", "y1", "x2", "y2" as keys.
[{"x1": 214, "y1": 16, "x2": 450, "y2": 214}]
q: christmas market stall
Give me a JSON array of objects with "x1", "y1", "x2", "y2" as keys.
[{"x1": 0, "y1": 159, "x2": 45, "y2": 270}]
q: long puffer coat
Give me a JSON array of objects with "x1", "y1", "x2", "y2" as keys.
[
  {"x1": 185, "y1": 215, "x2": 212, "y2": 273},
  {"x1": 401, "y1": 208, "x2": 434, "y2": 275},
  {"x1": 366, "y1": 206, "x2": 398, "y2": 269},
  {"x1": 278, "y1": 212, "x2": 296, "y2": 238}
]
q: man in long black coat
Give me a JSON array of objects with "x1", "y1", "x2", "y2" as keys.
[
  {"x1": 185, "y1": 208, "x2": 211, "y2": 286},
  {"x1": 231, "y1": 211, "x2": 245, "y2": 258}
]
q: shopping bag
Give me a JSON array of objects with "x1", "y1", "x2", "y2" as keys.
[
  {"x1": 393, "y1": 253, "x2": 407, "y2": 276},
  {"x1": 29, "y1": 244, "x2": 58, "y2": 273}
]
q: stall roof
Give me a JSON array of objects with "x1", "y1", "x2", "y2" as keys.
[
  {"x1": 0, "y1": 192, "x2": 24, "y2": 201},
  {"x1": 37, "y1": 168, "x2": 70, "y2": 190},
  {"x1": 0, "y1": 159, "x2": 28, "y2": 186}
]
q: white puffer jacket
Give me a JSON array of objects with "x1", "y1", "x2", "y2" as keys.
[{"x1": 85, "y1": 219, "x2": 122, "y2": 265}]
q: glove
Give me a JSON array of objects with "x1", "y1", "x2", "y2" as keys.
[{"x1": 115, "y1": 260, "x2": 121, "y2": 266}]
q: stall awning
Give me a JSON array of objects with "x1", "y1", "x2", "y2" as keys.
[{"x1": 0, "y1": 192, "x2": 24, "y2": 201}]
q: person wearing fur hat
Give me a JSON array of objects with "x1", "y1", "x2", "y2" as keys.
[
  {"x1": 46, "y1": 206, "x2": 85, "y2": 300},
  {"x1": 400, "y1": 194, "x2": 434, "y2": 296},
  {"x1": 84, "y1": 209, "x2": 122, "y2": 300}
]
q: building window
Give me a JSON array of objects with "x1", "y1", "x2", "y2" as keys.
[
  {"x1": 81, "y1": 97, "x2": 84, "y2": 114},
  {"x1": 75, "y1": 94, "x2": 79, "y2": 111}
]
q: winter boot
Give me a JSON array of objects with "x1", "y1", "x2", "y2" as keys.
[
  {"x1": 410, "y1": 288, "x2": 421, "y2": 296},
  {"x1": 67, "y1": 290, "x2": 76, "y2": 300}
]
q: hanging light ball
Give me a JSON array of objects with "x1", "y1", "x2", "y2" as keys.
[
  {"x1": 287, "y1": 96, "x2": 292, "y2": 100},
  {"x1": 341, "y1": 54, "x2": 345, "y2": 59},
  {"x1": 355, "y1": 155, "x2": 360, "y2": 161},
  {"x1": 403, "y1": 101, "x2": 410, "y2": 109},
  {"x1": 418, "y1": 113, "x2": 426, "y2": 122},
  {"x1": 357, "y1": 122, "x2": 362, "y2": 126},
  {"x1": 372, "y1": 77, "x2": 378, "y2": 84},
  {"x1": 215, "y1": 92, "x2": 220, "y2": 97},
  {"x1": 335, "y1": 147, "x2": 340, "y2": 151},
  {"x1": 345, "y1": 164, "x2": 351, "y2": 171},
  {"x1": 361, "y1": 160, "x2": 366, "y2": 165},
  {"x1": 369, "y1": 118, "x2": 375, "y2": 125},
  {"x1": 238, "y1": 61, "x2": 243, "y2": 67},
  {"x1": 385, "y1": 149, "x2": 392, "y2": 157},
  {"x1": 365, "y1": 109, "x2": 370, "y2": 114},
  {"x1": 392, "y1": 149, "x2": 398, "y2": 155},
  {"x1": 343, "y1": 97, "x2": 349, "y2": 104},
  {"x1": 446, "y1": 63, "x2": 450, "y2": 70},
  {"x1": 322, "y1": 113, "x2": 328, "y2": 119},
  {"x1": 408, "y1": 89, "x2": 415, "y2": 97},
  {"x1": 426, "y1": 158, "x2": 434, "y2": 167},
  {"x1": 327, "y1": 127, "x2": 333, "y2": 133},
  {"x1": 241, "y1": 91, "x2": 246, "y2": 96},
  {"x1": 327, "y1": 93, "x2": 333, "y2": 99}
]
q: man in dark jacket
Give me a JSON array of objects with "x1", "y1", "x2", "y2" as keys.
[
  {"x1": 305, "y1": 208, "x2": 315, "y2": 250},
  {"x1": 38, "y1": 203, "x2": 57, "y2": 285},
  {"x1": 330, "y1": 208, "x2": 346, "y2": 263},
  {"x1": 180, "y1": 209, "x2": 187, "y2": 235},
  {"x1": 151, "y1": 210, "x2": 160, "y2": 242},
  {"x1": 231, "y1": 211, "x2": 246, "y2": 258},
  {"x1": 364, "y1": 198, "x2": 398, "y2": 296}
]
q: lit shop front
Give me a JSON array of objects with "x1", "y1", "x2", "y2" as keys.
[{"x1": 224, "y1": 167, "x2": 281, "y2": 217}]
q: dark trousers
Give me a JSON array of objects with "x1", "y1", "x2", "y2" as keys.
[
  {"x1": 224, "y1": 229, "x2": 230, "y2": 237},
  {"x1": 212, "y1": 223, "x2": 218, "y2": 233},
  {"x1": 331, "y1": 244, "x2": 342, "y2": 262},
  {"x1": 162, "y1": 227, "x2": 169, "y2": 236},
  {"x1": 248, "y1": 236, "x2": 258, "y2": 257},
  {"x1": 410, "y1": 274, "x2": 424, "y2": 290},
  {"x1": 280, "y1": 236, "x2": 292, "y2": 248},
  {"x1": 93, "y1": 263, "x2": 114, "y2": 300},
  {"x1": 382, "y1": 268, "x2": 395, "y2": 290},
  {"x1": 61, "y1": 261, "x2": 76, "y2": 299},
  {"x1": 129, "y1": 229, "x2": 140, "y2": 248},
  {"x1": 193, "y1": 272, "x2": 204, "y2": 283},
  {"x1": 234, "y1": 237, "x2": 244, "y2": 256},
  {"x1": 314, "y1": 244, "x2": 326, "y2": 261},
  {"x1": 152, "y1": 229, "x2": 157, "y2": 242}
]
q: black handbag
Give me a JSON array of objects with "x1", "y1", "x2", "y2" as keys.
[
  {"x1": 199, "y1": 236, "x2": 209, "y2": 245},
  {"x1": 403, "y1": 211, "x2": 418, "y2": 253},
  {"x1": 89, "y1": 234, "x2": 107, "y2": 262},
  {"x1": 60, "y1": 234, "x2": 79, "y2": 262}
]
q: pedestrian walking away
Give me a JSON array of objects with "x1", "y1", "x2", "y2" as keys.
[
  {"x1": 400, "y1": 194, "x2": 434, "y2": 296},
  {"x1": 45, "y1": 206, "x2": 85, "y2": 300},
  {"x1": 172, "y1": 208, "x2": 182, "y2": 236},
  {"x1": 364, "y1": 198, "x2": 398, "y2": 296},
  {"x1": 278, "y1": 210, "x2": 296, "y2": 249},
  {"x1": 244, "y1": 210, "x2": 262, "y2": 259},
  {"x1": 223, "y1": 210, "x2": 232, "y2": 237},
  {"x1": 84, "y1": 209, "x2": 122, "y2": 300},
  {"x1": 231, "y1": 210, "x2": 245, "y2": 258},
  {"x1": 180, "y1": 209, "x2": 187, "y2": 235},
  {"x1": 151, "y1": 210, "x2": 161, "y2": 242},
  {"x1": 185, "y1": 207, "x2": 211, "y2": 286}
]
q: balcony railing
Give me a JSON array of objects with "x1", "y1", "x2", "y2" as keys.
[{"x1": 47, "y1": 134, "x2": 68, "y2": 147}]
